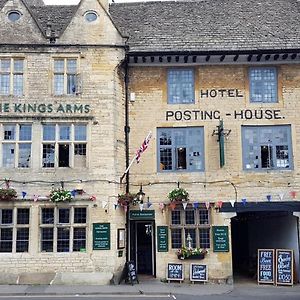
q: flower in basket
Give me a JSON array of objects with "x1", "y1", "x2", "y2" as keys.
[
  {"x1": 177, "y1": 246, "x2": 207, "y2": 260},
  {"x1": 118, "y1": 193, "x2": 138, "y2": 206},
  {"x1": 0, "y1": 188, "x2": 17, "y2": 201},
  {"x1": 50, "y1": 189, "x2": 73, "y2": 203},
  {"x1": 168, "y1": 188, "x2": 189, "y2": 202}
]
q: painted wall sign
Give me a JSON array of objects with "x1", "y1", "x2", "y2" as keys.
[
  {"x1": 200, "y1": 89, "x2": 243, "y2": 98},
  {"x1": 157, "y1": 226, "x2": 168, "y2": 252},
  {"x1": 190, "y1": 264, "x2": 208, "y2": 282},
  {"x1": 276, "y1": 249, "x2": 293, "y2": 286},
  {"x1": 212, "y1": 226, "x2": 229, "y2": 252},
  {"x1": 129, "y1": 210, "x2": 155, "y2": 220},
  {"x1": 93, "y1": 223, "x2": 110, "y2": 250},
  {"x1": 257, "y1": 249, "x2": 275, "y2": 284},
  {"x1": 0, "y1": 103, "x2": 90, "y2": 114},
  {"x1": 165, "y1": 109, "x2": 284, "y2": 121},
  {"x1": 167, "y1": 263, "x2": 184, "y2": 281}
]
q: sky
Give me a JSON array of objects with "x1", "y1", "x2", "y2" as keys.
[{"x1": 44, "y1": 0, "x2": 169, "y2": 4}]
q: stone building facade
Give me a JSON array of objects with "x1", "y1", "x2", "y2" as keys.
[{"x1": 0, "y1": 0, "x2": 127, "y2": 284}]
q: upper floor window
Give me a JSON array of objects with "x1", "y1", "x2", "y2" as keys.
[
  {"x1": 170, "y1": 206, "x2": 211, "y2": 249},
  {"x1": 157, "y1": 127, "x2": 204, "y2": 172},
  {"x1": 0, "y1": 208, "x2": 30, "y2": 253},
  {"x1": 0, "y1": 58, "x2": 24, "y2": 96},
  {"x1": 84, "y1": 11, "x2": 98, "y2": 22},
  {"x1": 7, "y1": 11, "x2": 21, "y2": 22},
  {"x1": 242, "y1": 125, "x2": 292, "y2": 170},
  {"x1": 54, "y1": 58, "x2": 78, "y2": 95},
  {"x1": 40, "y1": 207, "x2": 87, "y2": 253},
  {"x1": 42, "y1": 123, "x2": 87, "y2": 168},
  {"x1": 249, "y1": 67, "x2": 277, "y2": 103},
  {"x1": 167, "y1": 69, "x2": 194, "y2": 104},
  {"x1": 1, "y1": 124, "x2": 32, "y2": 168}
]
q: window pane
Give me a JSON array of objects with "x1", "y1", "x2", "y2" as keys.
[
  {"x1": 16, "y1": 228, "x2": 29, "y2": 252},
  {"x1": 14, "y1": 60, "x2": 23, "y2": 73},
  {"x1": 0, "y1": 228, "x2": 13, "y2": 252},
  {"x1": 185, "y1": 228, "x2": 196, "y2": 248},
  {"x1": 0, "y1": 74, "x2": 9, "y2": 94},
  {"x1": 74, "y1": 125, "x2": 87, "y2": 141},
  {"x1": 160, "y1": 148, "x2": 172, "y2": 170},
  {"x1": 41, "y1": 208, "x2": 54, "y2": 224},
  {"x1": 73, "y1": 228, "x2": 86, "y2": 252},
  {"x1": 17, "y1": 208, "x2": 30, "y2": 224},
  {"x1": 199, "y1": 228, "x2": 210, "y2": 249},
  {"x1": 59, "y1": 125, "x2": 70, "y2": 140},
  {"x1": 13, "y1": 74, "x2": 23, "y2": 96},
  {"x1": 199, "y1": 209, "x2": 209, "y2": 225},
  {"x1": 54, "y1": 59, "x2": 64, "y2": 72},
  {"x1": 19, "y1": 125, "x2": 32, "y2": 140},
  {"x1": 41, "y1": 228, "x2": 53, "y2": 252},
  {"x1": 57, "y1": 227, "x2": 70, "y2": 252},
  {"x1": 2, "y1": 209, "x2": 13, "y2": 224},
  {"x1": 74, "y1": 208, "x2": 86, "y2": 223},
  {"x1": 67, "y1": 59, "x2": 77, "y2": 73},
  {"x1": 4, "y1": 125, "x2": 15, "y2": 140},
  {"x1": 276, "y1": 145, "x2": 289, "y2": 168},
  {"x1": 2, "y1": 144, "x2": 15, "y2": 168},
  {"x1": 171, "y1": 210, "x2": 181, "y2": 225},
  {"x1": 171, "y1": 228, "x2": 182, "y2": 248},
  {"x1": 185, "y1": 210, "x2": 195, "y2": 224},
  {"x1": 1, "y1": 59, "x2": 10, "y2": 72},
  {"x1": 58, "y1": 144, "x2": 69, "y2": 167},
  {"x1": 67, "y1": 74, "x2": 76, "y2": 94},
  {"x1": 54, "y1": 74, "x2": 64, "y2": 95},
  {"x1": 58, "y1": 209, "x2": 70, "y2": 224},
  {"x1": 42, "y1": 144, "x2": 55, "y2": 168},
  {"x1": 43, "y1": 125, "x2": 55, "y2": 141},
  {"x1": 74, "y1": 144, "x2": 86, "y2": 168},
  {"x1": 18, "y1": 143, "x2": 31, "y2": 168}
]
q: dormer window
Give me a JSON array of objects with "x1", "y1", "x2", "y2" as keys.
[
  {"x1": 7, "y1": 11, "x2": 21, "y2": 22},
  {"x1": 84, "y1": 11, "x2": 98, "y2": 23}
]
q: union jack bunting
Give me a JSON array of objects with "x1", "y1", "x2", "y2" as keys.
[{"x1": 136, "y1": 132, "x2": 152, "y2": 163}]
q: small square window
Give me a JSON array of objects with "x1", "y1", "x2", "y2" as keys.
[
  {"x1": 41, "y1": 208, "x2": 54, "y2": 224},
  {"x1": 43, "y1": 125, "x2": 56, "y2": 141},
  {"x1": 74, "y1": 208, "x2": 86, "y2": 223},
  {"x1": 2, "y1": 209, "x2": 13, "y2": 224},
  {"x1": 17, "y1": 208, "x2": 30, "y2": 224},
  {"x1": 58, "y1": 209, "x2": 70, "y2": 224}
]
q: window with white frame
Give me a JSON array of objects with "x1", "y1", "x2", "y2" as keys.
[
  {"x1": 53, "y1": 58, "x2": 79, "y2": 95},
  {"x1": 42, "y1": 123, "x2": 87, "y2": 168},
  {"x1": 242, "y1": 125, "x2": 292, "y2": 170},
  {"x1": 1, "y1": 124, "x2": 32, "y2": 168},
  {"x1": 167, "y1": 69, "x2": 195, "y2": 104},
  {"x1": 40, "y1": 207, "x2": 87, "y2": 253},
  {"x1": 0, "y1": 58, "x2": 24, "y2": 96},
  {"x1": 0, "y1": 208, "x2": 30, "y2": 253},
  {"x1": 249, "y1": 67, "x2": 277, "y2": 103},
  {"x1": 157, "y1": 127, "x2": 204, "y2": 172},
  {"x1": 170, "y1": 206, "x2": 211, "y2": 249}
]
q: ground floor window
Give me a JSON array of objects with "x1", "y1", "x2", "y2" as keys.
[
  {"x1": 40, "y1": 206, "x2": 87, "y2": 253},
  {"x1": 170, "y1": 206, "x2": 211, "y2": 249}
]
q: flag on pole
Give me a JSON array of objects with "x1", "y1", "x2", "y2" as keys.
[{"x1": 136, "y1": 132, "x2": 152, "y2": 163}]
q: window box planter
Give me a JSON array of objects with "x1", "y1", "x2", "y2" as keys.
[
  {"x1": 177, "y1": 253, "x2": 206, "y2": 260},
  {"x1": 177, "y1": 247, "x2": 207, "y2": 260},
  {"x1": 50, "y1": 189, "x2": 73, "y2": 203},
  {"x1": 0, "y1": 188, "x2": 17, "y2": 201}
]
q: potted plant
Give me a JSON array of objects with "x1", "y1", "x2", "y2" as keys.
[
  {"x1": 50, "y1": 188, "x2": 72, "y2": 203},
  {"x1": 0, "y1": 188, "x2": 17, "y2": 201},
  {"x1": 118, "y1": 193, "x2": 137, "y2": 206},
  {"x1": 168, "y1": 187, "x2": 189, "y2": 203},
  {"x1": 177, "y1": 246, "x2": 207, "y2": 260}
]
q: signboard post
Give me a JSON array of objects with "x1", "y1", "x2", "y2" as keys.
[
  {"x1": 276, "y1": 249, "x2": 293, "y2": 286},
  {"x1": 166, "y1": 263, "x2": 184, "y2": 283},
  {"x1": 212, "y1": 226, "x2": 229, "y2": 252},
  {"x1": 127, "y1": 261, "x2": 139, "y2": 285},
  {"x1": 157, "y1": 226, "x2": 168, "y2": 252},
  {"x1": 257, "y1": 249, "x2": 275, "y2": 285},
  {"x1": 190, "y1": 264, "x2": 208, "y2": 283},
  {"x1": 93, "y1": 223, "x2": 110, "y2": 250}
]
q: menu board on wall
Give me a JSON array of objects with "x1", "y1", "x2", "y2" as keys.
[
  {"x1": 157, "y1": 226, "x2": 168, "y2": 252},
  {"x1": 257, "y1": 249, "x2": 275, "y2": 284},
  {"x1": 93, "y1": 223, "x2": 110, "y2": 250},
  {"x1": 190, "y1": 264, "x2": 208, "y2": 282},
  {"x1": 166, "y1": 263, "x2": 184, "y2": 282},
  {"x1": 276, "y1": 249, "x2": 293, "y2": 286},
  {"x1": 212, "y1": 226, "x2": 229, "y2": 252}
]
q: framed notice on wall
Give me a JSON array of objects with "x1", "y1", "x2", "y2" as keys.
[
  {"x1": 93, "y1": 223, "x2": 110, "y2": 250},
  {"x1": 212, "y1": 226, "x2": 229, "y2": 252},
  {"x1": 257, "y1": 249, "x2": 275, "y2": 284}
]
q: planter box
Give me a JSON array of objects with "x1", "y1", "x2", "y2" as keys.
[{"x1": 177, "y1": 253, "x2": 205, "y2": 260}]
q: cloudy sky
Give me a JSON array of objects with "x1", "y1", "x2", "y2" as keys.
[{"x1": 44, "y1": 0, "x2": 168, "y2": 4}]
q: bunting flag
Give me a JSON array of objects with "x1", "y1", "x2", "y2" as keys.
[
  {"x1": 71, "y1": 190, "x2": 76, "y2": 197},
  {"x1": 159, "y1": 202, "x2": 165, "y2": 211},
  {"x1": 290, "y1": 191, "x2": 297, "y2": 199},
  {"x1": 89, "y1": 195, "x2": 96, "y2": 201},
  {"x1": 217, "y1": 201, "x2": 223, "y2": 209},
  {"x1": 278, "y1": 193, "x2": 285, "y2": 201},
  {"x1": 114, "y1": 204, "x2": 118, "y2": 210},
  {"x1": 205, "y1": 202, "x2": 210, "y2": 210},
  {"x1": 242, "y1": 198, "x2": 247, "y2": 206},
  {"x1": 33, "y1": 194, "x2": 38, "y2": 202},
  {"x1": 182, "y1": 202, "x2": 188, "y2": 210},
  {"x1": 266, "y1": 194, "x2": 272, "y2": 202},
  {"x1": 147, "y1": 201, "x2": 152, "y2": 208},
  {"x1": 22, "y1": 191, "x2": 27, "y2": 199},
  {"x1": 139, "y1": 203, "x2": 144, "y2": 211},
  {"x1": 124, "y1": 205, "x2": 128, "y2": 213},
  {"x1": 229, "y1": 200, "x2": 235, "y2": 207},
  {"x1": 169, "y1": 202, "x2": 176, "y2": 211},
  {"x1": 136, "y1": 132, "x2": 152, "y2": 163},
  {"x1": 102, "y1": 200, "x2": 108, "y2": 209},
  {"x1": 193, "y1": 202, "x2": 199, "y2": 209}
]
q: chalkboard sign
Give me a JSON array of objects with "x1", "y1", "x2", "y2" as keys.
[
  {"x1": 157, "y1": 226, "x2": 168, "y2": 252},
  {"x1": 167, "y1": 263, "x2": 184, "y2": 282},
  {"x1": 93, "y1": 223, "x2": 110, "y2": 250},
  {"x1": 190, "y1": 264, "x2": 208, "y2": 282},
  {"x1": 276, "y1": 249, "x2": 293, "y2": 286},
  {"x1": 212, "y1": 226, "x2": 229, "y2": 252},
  {"x1": 257, "y1": 249, "x2": 275, "y2": 284},
  {"x1": 127, "y1": 261, "x2": 139, "y2": 285}
]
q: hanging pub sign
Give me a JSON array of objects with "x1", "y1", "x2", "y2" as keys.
[
  {"x1": 276, "y1": 249, "x2": 293, "y2": 286},
  {"x1": 257, "y1": 249, "x2": 275, "y2": 284},
  {"x1": 157, "y1": 226, "x2": 168, "y2": 252},
  {"x1": 212, "y1": 226, "x2": 229, "y2": 252},
  {"x1": 190, "y1": 264, "x2": 208, "y2": 283},
  {"x1": 93, "y1": 223, "x2": 110, "y2": 250},
  {"x1": 167, "y1": 263, "x2": 184, "y2": 282}
]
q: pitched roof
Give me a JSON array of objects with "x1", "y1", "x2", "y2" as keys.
[
  {"x1": 29, "y1": 5, "x2": 78, "y2": 37},
  {"x1": 0, "y1": 0, "x2": 7, "y2": 10},
  {"x1": 109, "y1": 0, "x2": 300, "y2": 53}
]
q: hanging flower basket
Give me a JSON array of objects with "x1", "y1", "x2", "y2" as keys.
[
  {"x1": 118, "y1": 193, "x2": 139, "y2": 206},
  {"x1": 168, "y1": 188, "x2": 189, "y2": 203},
  {"x1": 50, "y1": 189, "x2": 72, "y2": 203},
  {"x1": 0, "y1": 188, "x2": 17, "y2": 201},
  {"x1": 177, "y1": 247, "x2": 207, "y2": 260}
]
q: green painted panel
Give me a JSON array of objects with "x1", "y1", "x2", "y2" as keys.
[
  {"x1": 93, "y1": 223, "x2": 110, "y2": 250},
  {"x1": 129, "y1": 210, "x2": 155, "y2": 220},
  {"x1": 157, "y1": 226, "x2": 168, "y2": 252},
  {"x1": 212, "y1": 226, "x2": 229, "y2": 252}
]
